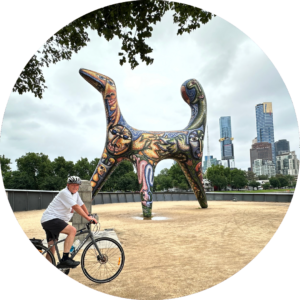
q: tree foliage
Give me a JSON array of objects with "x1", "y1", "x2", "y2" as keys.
[
  {"x1": 15, "y1": 152, "x2": 53, "y2": 190},
  {"x1": 0, "y1": 155, "x2": 12, "y2": 175},
  {"x1": 13, "y1": 1, "x2": 214, "y2": 98},
  {"x1": 155, "y1": 168, "x2": 173, "y2": 191},
  {"x1": 257, "y1": 175, "x2": 269, "y2": 180},
  {"x1": 206, "y1": 165, "x2": 249, "y2": 191},
  {"x1": 2, "y1": 153, "x2": 297, "y2": 192},
  {"x1": 206, "y1": 164, "x2": 229, "y2": 191},
  {"x1": 248, "y1": 180, "x2": 260, "y2": 188},
  {"x1": 102, "y1": 160, "x2": 138, "y2": 191},
  {"x1": 154, "y1": 162, "x2": 190, "y2": 191},
  {"x1": 269, "y1": 177, "x2": 280, "y2": 188},
  {"x1": 246, "y1": 171, "x2": 257, "y2": 181}
]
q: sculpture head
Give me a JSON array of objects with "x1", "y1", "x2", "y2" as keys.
[
  {"x1": 79, "y1": 69, "x2": 116, "y2": 97},
  {"x1": 107, "y1": 125, "x2": 132, "y2": 155},
  {"x1": 189, "y1": 130, "x2": 204, "y2": 159}
]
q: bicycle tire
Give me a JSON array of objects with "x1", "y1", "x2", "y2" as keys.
[
  {"x1": 81, "y1": 237, "x2": 125, "y2": 283},
  {"x1": 38, "y1": 244, "x2": 70, "y2": 275},
  {"x1": 38, "y1": 244, "x2": 56, "y2": 266}
]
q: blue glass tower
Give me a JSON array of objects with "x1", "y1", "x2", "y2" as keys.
[
  {"x1": 255, "y1": 103, "x2": 275, "y2": 163},
  {"x1": 219, "y1": 117, "x2": 234, "y2": 164}
]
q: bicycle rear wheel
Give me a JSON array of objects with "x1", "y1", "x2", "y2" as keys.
[
  {"x1": 38, "y1": 244, "x2": 56, "y2": 266},
  {"x1": 81, "y1": 237, "x2": 125, "y2": 283}
]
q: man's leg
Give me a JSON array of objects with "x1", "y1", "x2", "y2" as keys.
[
  {"x1": 60, "y1": 225, "x2": 77, "y2": 254},
  {"x1": 46, "y1": 239, "x2": 56, "y2": 263}
]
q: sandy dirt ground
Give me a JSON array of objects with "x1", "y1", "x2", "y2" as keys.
[{"x1": 15, "y1": 200, "x2": 290, "y2": 300}]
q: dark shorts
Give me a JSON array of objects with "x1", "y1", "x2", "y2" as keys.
[{"x1": 41, "y1": 218, "x2": 68, "y2": 242}]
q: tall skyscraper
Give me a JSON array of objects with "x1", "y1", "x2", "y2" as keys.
[
  {"x1": 219, "y1": 116, "x2": 234, "y2": 168},
  {"x1": 275, "y1": 139, "x2": 290, "y2": 156},
  {"x1": 255, "y1": 102, "x2": 275, "y2": 163},
  {"x1": 250, "y1": 142, "x2": 272, "y2": 171}
]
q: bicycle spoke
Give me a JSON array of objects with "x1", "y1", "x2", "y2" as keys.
[{"x1": 81, "y1": 237, "x2": 124, "y2": 283}]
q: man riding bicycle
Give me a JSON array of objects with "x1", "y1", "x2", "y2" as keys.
[{"x1": 41, "y1": 176, "x2": 98, "y2": 269}]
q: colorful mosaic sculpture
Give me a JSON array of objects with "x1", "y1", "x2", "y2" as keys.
[{"x1": 80, "y1": 68, "x2": 207, "y2": 217}]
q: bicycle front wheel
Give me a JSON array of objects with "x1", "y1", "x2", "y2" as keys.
[{"x1": 81, "y1": 237, "x2": 125, "y2": 283}]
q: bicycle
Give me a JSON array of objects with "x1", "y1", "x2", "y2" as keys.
[{"x1": 31, "y1": 214, "x2": 125, "y2": 283}]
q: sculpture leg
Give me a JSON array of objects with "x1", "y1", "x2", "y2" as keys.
[
  {"x1": 90, "y1": 151, "x2": 117, "y2": 199},
  {"x1": 134, "y1": 156, "x2": 154, "y2": 217},
  {"x1": 178, "y1": 161, "x2": 208, "y2": 208},
  {"x1": 192, "y1": 186, "x2": 207, "y2": 208}
]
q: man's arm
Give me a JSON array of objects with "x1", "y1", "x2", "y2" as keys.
[
  {"x1": 80, "y1": 204, "x2": 89, "y2": 216},
  {"x1": 72, "y1": 204, "x2": 98, "y2": 223}
]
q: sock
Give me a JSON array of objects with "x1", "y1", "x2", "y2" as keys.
[{"x1": 62, "y1": 252, "x2": 69, "y2": 261}]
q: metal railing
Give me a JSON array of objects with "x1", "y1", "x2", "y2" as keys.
[{"x1": 6, "y1": 189, "x2": 293, "y2": 212}]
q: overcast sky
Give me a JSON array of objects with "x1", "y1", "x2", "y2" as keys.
[{"x1": 1, "y1": 2, "x2": 299, "y2": 175}]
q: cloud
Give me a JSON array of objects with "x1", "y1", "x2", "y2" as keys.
[{"x1": 0, "y1": 11, "x2": 298, "y2": 175}]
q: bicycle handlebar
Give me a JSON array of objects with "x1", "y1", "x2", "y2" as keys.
[{"x1": 88, "y1": 213, "x2": 98, "y2": 224}]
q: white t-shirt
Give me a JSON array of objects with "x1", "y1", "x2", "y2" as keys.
[{"x1": 41, "y1": 187, "x2": 84, "y2": 223}]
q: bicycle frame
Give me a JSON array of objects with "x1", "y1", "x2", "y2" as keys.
[{"x1": 42, "y1": 222, "x2": 103, "y2": 263}]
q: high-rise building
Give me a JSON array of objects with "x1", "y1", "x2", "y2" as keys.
[
  {"x1": 275, "y1": 139, "x2": 290, "y2": 156},
  {"x1": 252, "y1": 137, "x2": 257, "y2": 145},
  {"x1": 250, "y1": 142, "x2": 272, "y2": 171},
  {"x1": 253, "y1": 159, "x2": 276, "y2": 177},
  {"x1": 203, "y1": 155, "x2": 218, "y2": 173},
  {"x1": 219, "y1": 116, "x2": 234, "y2": 168},
  {"x1": 255, "y1": 102, "x2": 275, "y2": 163},
  {"x1": 276, "y1": 151, "x2": 299, "y2": 176}
]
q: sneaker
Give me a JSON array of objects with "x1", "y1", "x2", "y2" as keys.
[{"x1": 57, "y1": 258, "x2": 80, "y2": 269}]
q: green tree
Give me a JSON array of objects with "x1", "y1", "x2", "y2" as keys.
[
  {"x1": 102, "y1": 160, "x2": 134, "y2": 191},
  {"x1": 262, "y1": 182, "x2": 270, "y2": 190},
  {"x1": 232, "y1": 175, "x2": 248, "y2": 190},
  {"x1": 155, "y1": 168, "x2": 173, "y2": 191},
  {"x1": 258, "y1": 175, "x2": 268, "y2": 180},
  {"x1": 284, "y1": 175, "x2": 295, "y2": 187},
  {"x1": 277, "y1": 176, "x2": 288, "y2": 188},
  {"x1": 230, "y1": 169, "x2": 247, "y2": 190},
  {"x1": 159, "y1": 168, "x2": 169, "y2": 176},
  {"x1": 211, "y1": 174, "x2": 227, "y2": 191},
  {"x1": 52, "y1": 156, "x2": 75, "y2": 179},
  {"x1": 16, "y1": 152, "x2": 53, "y2": 189},
  {"x1": 0, "y1": 155, "x2": 12, "y2": 175},
  {"x1": 269, "y1": 177, "x2": 280, "y2": 188},
  {"x1": 178, "y1": 181, "x2": 189, "y2": 191},
  {"x1": 292, "y1": 181, "x2": 297, "y2": 188},
  {"x1": 169, "y1": 162, "x2": 189, "y2": 189},
  {"x1": 74, "y1": 157, "x2": 92, "y2": 180},
  {"x1": 248, "y1": 180, "x2": 260, "y2": 189},
  {"x1": 3, "y1": 171, "x2": 35, "y2": 189},
  {"x1": 117, "y1": 171, "x2": 139, "y2": 191},
  {"x1": 39, "y1": 176, "x2": 66, "y2": 191},
  {"x1": 14, "y1": 1, "x2": 214, "y2": 99},
  {"x1": 206, "y1": 164, "x2": 230, "y2": 190},
  {"x1": 246, "y1": 171, "x2": 257, "y2": 181}
]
